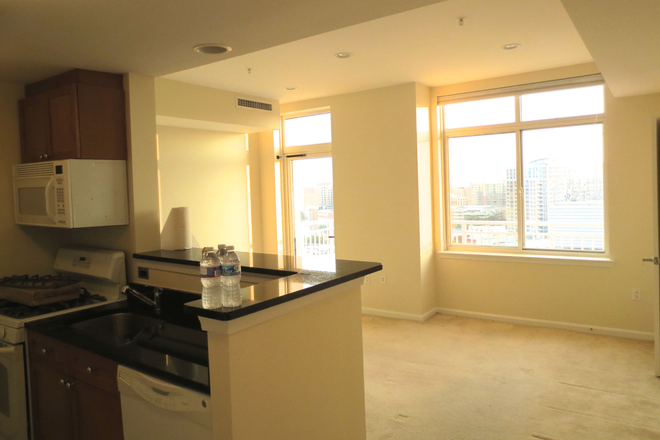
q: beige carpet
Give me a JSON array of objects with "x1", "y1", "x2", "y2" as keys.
[{"x1": 362, "y1": 314, "x2": 660, "y2": 440}]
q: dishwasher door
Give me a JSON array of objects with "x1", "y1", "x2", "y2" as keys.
[{"x1": 117, "y1": 365, "x2": 212, "y2": 440}]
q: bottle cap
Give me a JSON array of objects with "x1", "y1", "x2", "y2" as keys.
[
  {"x1": 217, "y1": 244, "x2": 226, "y2": 248},
  {"x1": 226, "y1": 245, "x2": 234, "y2": 250}
]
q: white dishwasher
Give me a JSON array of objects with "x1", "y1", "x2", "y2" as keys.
[{"x1": 117, "y1": 365, "x2": 213, "y2": 440}]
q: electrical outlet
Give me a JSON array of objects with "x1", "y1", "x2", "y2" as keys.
[
  {"x1": 380, "y1": 275, "x2": 386, "y2": 284},
  {"x1": 632, "y1": 289, "x2": 642, "y2": 301},
  {"x1": 364, "y1": 275, "x2": 370, "y2": 284}
]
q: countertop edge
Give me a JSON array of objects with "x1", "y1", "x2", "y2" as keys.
[{"x1": 184, "y1": 265, "x2": 381, "y2": 321}]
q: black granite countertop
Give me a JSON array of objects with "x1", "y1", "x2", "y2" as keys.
[
  {"x1": 27, "y1": 251, "x2": 381, "y2": 394},
  {"x1": 27, "y1": 289, "x2": 211, "y2": 393},
  {"x1": 134, "y1": 249, "x2": 382, "y2": 322}
]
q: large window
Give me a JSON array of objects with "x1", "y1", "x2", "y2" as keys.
[{"x1": 441, "y1": 78, "x2": 605, "y2": 255}]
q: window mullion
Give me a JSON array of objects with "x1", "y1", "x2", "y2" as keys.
[{"x1": 516, "y1": 129, "x2": 524, "y2": 250}]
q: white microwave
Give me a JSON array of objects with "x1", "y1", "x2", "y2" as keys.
[{"x1": 12, "y1": 159, "x2": 129, "y2": 228}]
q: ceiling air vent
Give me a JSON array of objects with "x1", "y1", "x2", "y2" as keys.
[{"x1": 236, "y1": 97, "x2": 273, "y2": 112}]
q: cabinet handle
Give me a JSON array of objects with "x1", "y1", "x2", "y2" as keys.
[
  {"x1": 59, "y1": 379, "x2": 65, "y2": 386},
  {"x1": 39, "y1": 155, "x2": 44, "y2": 160},
  {"x1": 86, "y1": 367, "x2": 93, "y2": 374},
  {"x1": 65, "y1": 381, "x2": 73, "y2": 389},
  {"x1": 43, "y1": 154, "x2": 49, "y2": 160},
  {"x1": 41, "y1": 348, "x2": 48, "y2": 355}
]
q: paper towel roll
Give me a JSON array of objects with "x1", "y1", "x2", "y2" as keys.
[{"x1": 161, "y1": 207, "x2": 192, "y2": 250}]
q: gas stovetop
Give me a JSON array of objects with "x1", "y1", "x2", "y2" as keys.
[
  {"x1": 0, "y1": 288, "x2": 107, "y2": 320},
  {"x1": 0, "y1": 247, "x2": 127, "y2": 344},
  {"x1": 0, "y1": 274, "x2": 82, "y2": 289}
]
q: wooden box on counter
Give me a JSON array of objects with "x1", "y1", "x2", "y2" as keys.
[{"x1": 19, "y1": 69, "x2": 127, "y2": 163}]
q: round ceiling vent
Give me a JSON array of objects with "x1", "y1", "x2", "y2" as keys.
[{"x1": 193, "y1": 44, "x2": 232, "y2": 55}]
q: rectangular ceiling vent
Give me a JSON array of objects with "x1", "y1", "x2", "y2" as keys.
[{"x1": 236, "y1": 97, "x2": 273, "y2": 112}]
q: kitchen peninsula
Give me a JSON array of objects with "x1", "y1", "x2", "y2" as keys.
[{"x1": 133, "y1": 249, "x2": 382, "y2": 440}]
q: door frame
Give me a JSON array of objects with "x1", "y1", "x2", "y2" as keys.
[
  {"x1": 280, "y1": 152, "x2": 334, "y2": 262},
  {"x1": 653, "y1": 117, "x2": 660, "y2": 376}
]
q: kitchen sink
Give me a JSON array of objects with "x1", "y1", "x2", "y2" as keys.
[
  {"x1": 69, "y1": 312, "x2": 167, "y2": 347},
  {"x1": 62, "y1": 308, "x2": 210, "y2": 389}
]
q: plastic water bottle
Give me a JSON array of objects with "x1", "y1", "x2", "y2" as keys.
[
  {"x1": 200, "y1": 247, "x2": 222, "y2": 309},
  {"x1": 201, "y1": 286, "x2": 221, "y2": 309},
  {"x1": 221, "y1": 245, "x2": 242, "y2": 307},
  {"x1": 200, "y1": 247, "x2": 221, "y2": 288},
  {"x1": 217, "y1": 244, "x2": 227, "y2": 259}
]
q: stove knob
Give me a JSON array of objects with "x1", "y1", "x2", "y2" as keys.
[{"x1": 0, "y1": 327, "x2": 5, "y2": 339}]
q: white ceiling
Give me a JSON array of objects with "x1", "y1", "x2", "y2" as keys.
[
  {"x1": 2, "y1": 0, "x2": 659, "y2": 102},
  {"x1": 166, "y1": 0, "x2": 592, "y2": 103},
  {"x1": 560, "y1": 0, "x2": 660, "y2": 97}
]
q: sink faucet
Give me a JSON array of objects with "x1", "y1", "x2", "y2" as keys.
[{"x1": 121, "y1": 285, "x2": 162, "y2": 311}]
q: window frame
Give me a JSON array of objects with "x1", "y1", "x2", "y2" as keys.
[
  {"x1": 438, "y1": 76, "x2": 608, "y2": 260},
  {"x1": 280, "y1": 108, "x2": 332, "y2": 155},
  {"x1": 279, "y1": 108, "x2": 333, "y2": 260}
]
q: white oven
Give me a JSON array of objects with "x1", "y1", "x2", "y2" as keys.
[
  {"x1": 0, "y1": 247, "x2": 127, "y2": 440},
  {"x1": 0, "y1": 341, "x2": 27, "y2": 440}
]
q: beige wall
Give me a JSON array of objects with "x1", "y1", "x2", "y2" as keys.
[
  {"x1": 0, "y1": 82, "x2": 70, "y2": 273},
  {"x1": 257, "y1": 130, "x2": 280, "y2": 254},
  {"x1": 156, "y1": 125, "x2": 260, "y2": 252},
  {"x1": 154, "y1": 78, "x2": 278, "y2": 254},
  {"x1": 433, "y1": 64, "x2": 660, "y2": 334},
  {"x1": 416, "y1": 83, "x2": 437, "y2": 316},
  {"x1": 281, "y1": 83, "x2": 433, "y2": 318}
]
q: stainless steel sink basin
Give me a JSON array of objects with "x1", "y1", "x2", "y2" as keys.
[
  {"x1": 67, "y1": 310, "x2": 210, "y2": 387},
  {"x1": 69, "y1": 312, "x2": 166, "y2": 347}
]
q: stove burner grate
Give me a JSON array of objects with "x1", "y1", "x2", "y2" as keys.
[
  {"x1": 0, "y1": 288, "x2": 107, "y2": 319},
  {"x1": 0, "y1": 274, "x2": 82, "y2": 289}
]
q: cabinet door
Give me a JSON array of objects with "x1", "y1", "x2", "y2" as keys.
[
  {"x1": 70, "y1": 379, "x2": 124, "y2": 440},
  {"x1": 47, "y1": 84, "x2": 81, "y2": 160},
  {"x1": 29, "y1": 361, "x2": 74, "y2": 440},
  {"x1": 18, "y1": 95, "x2": 50, "y2": 163},
  {"x1": 77, "y1": 84, "x2": 127, "y2": 160}
]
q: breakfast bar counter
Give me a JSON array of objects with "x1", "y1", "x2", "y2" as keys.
[{"x1": 132, "y1": 249, "x2": 382, "y2": 440}]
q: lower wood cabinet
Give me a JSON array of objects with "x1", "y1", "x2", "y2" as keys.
[{"x1": 27, "y1": 331, "x2": 124, "y2": 440}]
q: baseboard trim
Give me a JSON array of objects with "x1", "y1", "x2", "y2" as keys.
[
  {"x1": 361, "y1": 307, "x2": 437, "y2": 322},
  {"x1": 436, "y1": 308, "x2": 654, "y2": 341}
]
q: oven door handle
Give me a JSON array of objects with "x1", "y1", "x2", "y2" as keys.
[{"x1": 0, "y1": 345, "x2": 17, "y2": 360}]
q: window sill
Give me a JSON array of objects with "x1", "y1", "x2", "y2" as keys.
[{"x1": 437, "y1": 251, "x2": 614, "y2": 267}]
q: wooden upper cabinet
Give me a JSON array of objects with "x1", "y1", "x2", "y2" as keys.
[
  {"x1": 18, "y1": 69, "x2": 127, "y2": 163},
  {"x1": 18, "y1": 95, "x2": 50, "y2": 163}
]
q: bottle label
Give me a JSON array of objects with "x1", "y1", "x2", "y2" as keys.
[
  {"x1": 200, "y1": 266, "x2": 220, "y2": 278},
  {"x1": 221, "y1": 264, "x2": 241, "y2": 277}
]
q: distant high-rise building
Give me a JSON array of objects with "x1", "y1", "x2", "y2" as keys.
[
  {"x1": 303, "y1": 183, "x2": 334, "y2": 208},
  {"x1": 318, "y1": 184, "x2": 333, "y2": 208}
]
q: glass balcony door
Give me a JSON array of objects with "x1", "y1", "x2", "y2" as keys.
[{"x1": 284, "y1": 154, "x2": 334, "y2": 270}]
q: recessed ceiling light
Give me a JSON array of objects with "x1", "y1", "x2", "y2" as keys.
[
  {"x1": 334, "y1": 52, "x2": 352, "y2": 59},
  {"x1": 502, "y1": 43, "x2": 520, "y2": 50},
  {"x1": 193, "y1": 44, "x2": 232, "y2": 55},
  {"x1": 284, "y1": 87, "x2": 298, "y2": 91}
]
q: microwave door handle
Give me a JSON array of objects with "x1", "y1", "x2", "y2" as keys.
[{"x1": 45, "y1": 179, "x2": 57, "y2": 224}]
